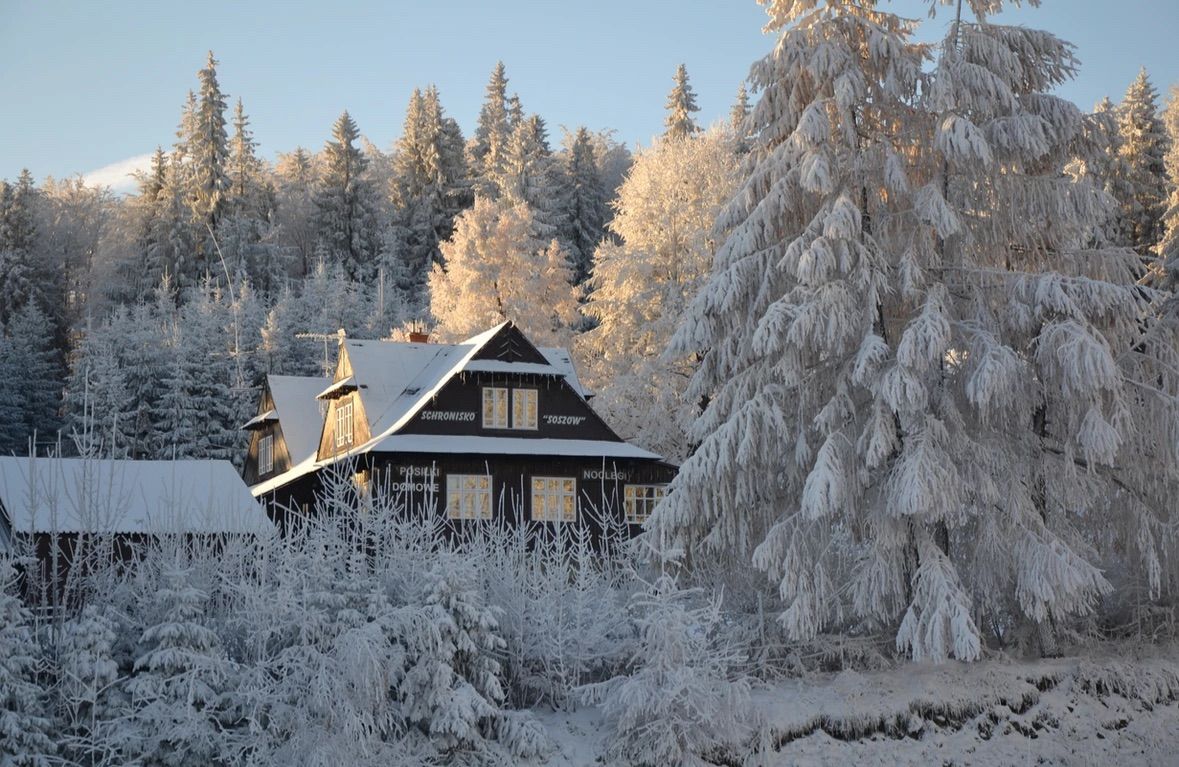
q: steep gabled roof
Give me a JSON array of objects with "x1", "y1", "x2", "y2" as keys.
[
  {"x1": 250, "y1": 322, "x2": 655, "y2": 497},
  {"x1": 0, "y1": 457, "x2": 273, "y2": 538},
  {"x1": 268, "y1": 375, "x2": 330, "y2": 464}
]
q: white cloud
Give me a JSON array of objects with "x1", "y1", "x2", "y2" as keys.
[{"x1": 82, "y1": 153, "x2": 155, "y2": 195}]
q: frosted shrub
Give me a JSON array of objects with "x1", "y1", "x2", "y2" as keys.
[
  {"x1": 581, "y1": 574, "x2": 753, "y2": 767},
  {"x1": 124, "y1": 566, "x2": 229, "y2": 766},
  {"x1": 0, "y1": 558, "x2": 55, "y2": 767},
  {"x1": 55, "y1": 605, "x2": 123, "y2": 766}
]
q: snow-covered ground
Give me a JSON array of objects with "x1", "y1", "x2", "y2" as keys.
[{"x1": 537, "y1": 647, "x2": 1179, "y2": 766}]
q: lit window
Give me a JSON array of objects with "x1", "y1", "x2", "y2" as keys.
[
  {"x1": 335, "y1": 400, "x2": 354, "y2": 447},
  {"x1": 512, "y1": 388, "x2": 538, "y2": 430},
  {"x1": 531, "y1": 476, "x2": 576, "y2": 522},
  {"x1": 624, "y1": 484, "x2": 667, "y2": 524},
  {"x1": 258, "y1": 434, "x2": 273, "y2": 475},
  {"x1": 482, "y1": 387, "x2": 509, "y2": 428},
  {"x1": 446, "y1": 474, "x2": 493, "y2": 520}
]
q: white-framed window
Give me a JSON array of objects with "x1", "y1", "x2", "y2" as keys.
[
  {"x1": 624, "y1": 484, "x2": 667, "y2": 524},
  {"x1": 531, "y1": 476, "x2": 576, "y2": 522},
  {"x1": 512, "y1": 388, "x2": 538, "y2": 430},
  {"x1": 335, "y1": 399, "x2": 354, "y2": 448},
  {"x1": 482, "y1": 387, "x2": 509, "y2": 428},
  {"x1": 258, "y1": 433, "x2": 273, "y2": 475},
  {"x1": 447, "y1": 474, "x2": 493, "y2": 520}
]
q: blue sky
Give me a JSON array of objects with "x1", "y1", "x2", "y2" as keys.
[{"x1": 1, "y1": 1, "x2": 1177, "y2": 190}]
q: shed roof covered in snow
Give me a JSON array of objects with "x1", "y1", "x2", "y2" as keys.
[{"x1": 0, "y1": 457, "x2": 274, "y2": 543}]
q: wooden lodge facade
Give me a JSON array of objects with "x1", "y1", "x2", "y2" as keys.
[{"x1": 244, "y1": 322, "x2": 677, "y2": 535}]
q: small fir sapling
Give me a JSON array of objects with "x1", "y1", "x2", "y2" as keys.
[
  {"x1": 0, "y1": 558, "x2": 55, "y2": 767},
  {"x1": 581, "y1": 573, "x2": 753, "y2": 767}
]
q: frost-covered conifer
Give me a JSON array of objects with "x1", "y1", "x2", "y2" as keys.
[
  {"x1": 64, "y1": 329, "x2": 133, "y2": 457},
  {"x1": 314, "y1": 111, "x2": 383, "y2": 281},
  {"x1": 580, "y1": 128, "x2": 740, "y2": 460},
  {"x1": 730, "y1": 83, "x2": 751, "y2": 133},
  {"x1": 1158, "y1": 84, "x2": 1179, "y2": 264},
  {"x1": 389, "y1": 85, "x2": 469, "y2": 307},
  {"x1": 560, "y1": 127, "x2": 608, "y2": 285},
  {"x1": 222, "y1": 98, "x2": 280, "y2": 291},
  {"x1": 664, "y1": 64, "x2": 701, "y2": 141},
  {"x1": 0, "y1": 300, "x2": 65, "y2": 453},
  {"x1": 0, "y1": 558, "x2": 55, "y2": 765},
  {"x1": 0, "y1": 171, "x2": 46, "y2": 325},
  {"x1": 56, "y1": 605, "x2": 122, "y2": 766},
  {"x1": 430, "y1": 196, "x2": 579, "y2": 345},
  {"x1": 125, "y1": 567, "x2": 229, "y2": 766},
  {"x1": 652, "y1": 0, "x2": 1179, "y2": 660},
  {"x1": 1115, "y1": 68, "x2": 1169, "y2": 256},
  {"x1": 581, "y1": 574, "x2": 752, "y2": 766},
  {"x1": 471, "y1": 61, "x2": 512, "y2": 164},
  {"x1": 402, "y1": 564, "x2": 507, "y2": 751},
  {"x1": 492, "y1": 114, "x2": 568, "y2": 245},
  {"x1": 274, "y1": 147, "x2": 320, "y2": 277}
]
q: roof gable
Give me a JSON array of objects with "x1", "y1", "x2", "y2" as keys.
[{"x1": 470, "y1": 322, "x2": 550, "y2": 364}]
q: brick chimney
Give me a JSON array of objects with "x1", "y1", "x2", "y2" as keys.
[{"x1": 407, "y1": 320, "x2": 430, "y2": 344}]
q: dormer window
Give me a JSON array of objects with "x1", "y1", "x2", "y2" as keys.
[
  {"x1": 335, "y1": 400, "x2": 354, "y2": 448},
  {"x1": 258, "y1": 434, "x2": 273, "y2": 475}
]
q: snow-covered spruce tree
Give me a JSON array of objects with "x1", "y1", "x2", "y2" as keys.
[
  {"x1": 314, "y1": 111, "x2": 383, "y2": 282},
  {"x1": 274, "y1": 147, "x2": 320, "y2": 277},
  {"x1": 0, "y1": 300, "x2": 65, "y2": 454},
  {"x1": 187, "y1": 52, "x2": 231, "y2": 280},
  {"x1": 579, "y1": 127, "x2": 740, "y2": 461},
  {"x1": 55, "y1": 605, "x2": 123, "y2": 766},
  {"x1": 0, "y1": 558, "x2": 55, "y2": 766},
  {"x1": 581, "y1": 574, "x2": 752, "y2": 766},
  {"x1": 402, "y1": 563, "x2": 508, "y2": 752},
  {"x1": 664, "y1": 64, "x2": 701, "y2": 141},
  {"x1": 730, "y1": 83, "x2": 751, "y2": 134},
  {"x1": 63, "y1": 328, "x2": 133, "y2": 458},
  {"x1": 651, "y1": 0, "x2": 1179, "y2": 660},
  {"x1": 125, "y1": 566, "x2": 230, "y2": 766},
  {"x1": 430, "y1": 196, "x2": 579, "y2": 345},
  {"x1": 490, "y1": 113, "x2": 569, "y2": 247},
  {"x1": 1158, "y1": 84, "x2": 1179, "y2": 264},
  {"x1": 1070, "y1": 97, "x2": 1131, "y2": 248},
  {"x1": 0, "y1": 171, "x2": 50, "y2": 326},
  {"x1": 468, "y1": 61, "x2": 517, "y2": 198},
  {"x1": 221, "y1": 98, "x2": 280, "y2": 293},
  {"x1": 1115, "y1": 68, "x2": 1169, "y2": 257},
  {"x1": 389, "y1": 85, "x2": 469, "y2": 308},
  {"x1": 560, "y1": 126, "x2": 608, "y2": 286}
]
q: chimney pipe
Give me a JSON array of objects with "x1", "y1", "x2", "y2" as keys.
[{"x1": 407, "y1": 320, "x2": 429, "y2": 344}]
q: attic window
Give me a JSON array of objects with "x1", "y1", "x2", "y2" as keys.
[
  {"x1": 512, "y1": 389, "x2": 538, "y2": 430},
  {"x1": 335, "y1": 400, "x2": 354, "y2": 448},
  {"x1": 482, "y1": 387, "x2": 509, "y2": 429},
  {"x1": 258, "y1": 434, "x2": 273, "y2": 475}
]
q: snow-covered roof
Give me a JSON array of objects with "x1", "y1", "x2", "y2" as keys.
[
  {"x1": 0, "y1": 457, "x2": 274, "y2": 537},
  {"x1": 250, "y1": 323, "x2": 656, "y2": 497},
  {"x1": 316, "y1": 375, "x2": 357, "y2": 400},
  {"x1": 242, "y1": 409, "x2": 278, "y2": 429},
  {"x1": 267, "y1": 375, "x2": 330, "y2": 465},
  {"x1": 539, "y1": 347, "x2": 591, "y2": 398},
  {"x1": 370, "y1": 434, "x2": 661, "y2": 459}
]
